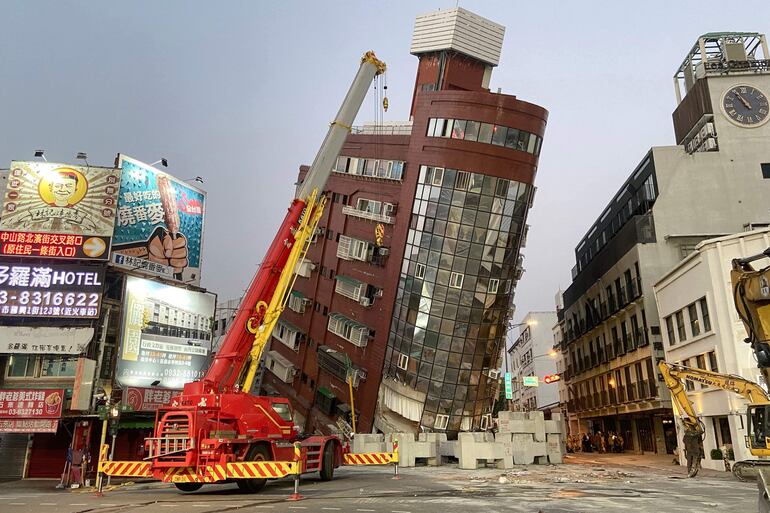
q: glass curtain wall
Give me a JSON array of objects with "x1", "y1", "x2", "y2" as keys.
[{"x1": 384, "y1": 164, "x2": 533, "y2": 432}]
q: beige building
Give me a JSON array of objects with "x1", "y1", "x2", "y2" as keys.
[{"x1": 654, "y1": 228, "x2": 770, "y2": 470}]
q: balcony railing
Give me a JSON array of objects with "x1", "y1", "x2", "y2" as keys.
[
  {"x1": 647, "y1": 378, "x2": 658, "y2": 399},
  {"x1": 342, "y1": 205, "x2": 394, "y2": 224}
]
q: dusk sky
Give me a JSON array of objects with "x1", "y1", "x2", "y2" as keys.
[{"x1": 3, "y1": 1, "x2": 769, "y2": 329}]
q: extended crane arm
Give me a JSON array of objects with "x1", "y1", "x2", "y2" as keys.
[
  {"x1": 659, "y1": 361, "x2": 770, "y2": 430},
  {"x1": 196, "y1": 51, "x2": 386, "y2": 395}
]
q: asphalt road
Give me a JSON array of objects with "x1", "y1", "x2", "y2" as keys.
[{"x1": 0, "y1": 458, "x2": 758, "y2": 513}]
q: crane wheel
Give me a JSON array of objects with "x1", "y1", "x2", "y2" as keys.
[
  {"x1": 237, "y1": 444, "x2": 271, "y2": 493},
  {"x1": 319, "y1": 442, "x2": 335, "y2": 481},
  {"x1": 174, "y1": 482, "x2": 203, "y2": 492}
]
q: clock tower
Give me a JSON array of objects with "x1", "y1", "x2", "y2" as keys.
[{"x1": 672, "y1": 32, "x2": 770, "y2": 153}]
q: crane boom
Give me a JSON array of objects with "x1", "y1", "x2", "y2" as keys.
[{"x1": 196, "y1": 51, "x2": 386, "y2": 395}]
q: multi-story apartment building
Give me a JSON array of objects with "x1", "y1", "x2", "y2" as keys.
[
  {"x1": 507, "y1": 311, "x2": 558, "y2": 412},
  {"x1": 559, "y1": 32, "x2": 770, "y2": 454},
  {"x1": 654, "y1": 228, "x2": 770, "y2": 470},
  {"x1": 261, "y1": 7, "x2": 548, "y2": 436}
]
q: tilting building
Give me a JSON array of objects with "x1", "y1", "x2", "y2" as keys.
[{"x1": 260, "y1": 7, "x2": 548, "y2": 435}]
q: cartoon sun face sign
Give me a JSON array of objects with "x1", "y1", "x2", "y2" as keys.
[{"x1": 38, "y1": 167, "x2": 88, "y2": 207}]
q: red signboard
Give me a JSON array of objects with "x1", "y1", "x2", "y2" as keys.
[
  {"x1": 0, "y1": 389, "x2": 64, "y2": 418},
  {"x1": 0, "y1": 418, "x2": 58, "y2": 433},
  {"x1": 0, "y1": 231, "x2": 109, "y2": 260},
  {"x1": 123, "y1": 387, "x2": 178, "y2": 412}
]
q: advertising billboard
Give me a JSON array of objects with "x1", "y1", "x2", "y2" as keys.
[
  {"x1": 0, "y1": 260, "x2": 105, "y2": 319},
  {"x1": 116, "y1": 276, "x2": 215, "y2": 389},
  {"x1": 0, "y1": 389, "x2": 64, "y2": 419},
  {"x1": 113, "y1": 155, "x2": 205, "y2": 285},
  {"x1": 0, "y1": 161, "x2": 120, "y2": 260}
]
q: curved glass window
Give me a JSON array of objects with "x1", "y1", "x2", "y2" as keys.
[{"x1": 427, "y1": 118, "x2": 543, "y2": 156}]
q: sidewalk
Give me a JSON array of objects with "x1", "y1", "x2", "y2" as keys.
[{"x1": 566, "y1": 451, "x2": 734, "y2": 479}]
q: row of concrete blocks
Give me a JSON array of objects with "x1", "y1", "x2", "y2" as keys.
[{"x1": 351, "y1": 411, "x2": 565, "y2": 469}]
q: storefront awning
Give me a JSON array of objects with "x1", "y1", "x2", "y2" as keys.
[
  {"x1": 290, "y1": 290, "x2": 305, "y2": 299},
  {"x1": 317, "y1": 386, "x2": 335, "y2": 399}
]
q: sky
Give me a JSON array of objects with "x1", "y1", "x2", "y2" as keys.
[{"x1": 2, "y1": 0, "x2": 770, "y2": 327}]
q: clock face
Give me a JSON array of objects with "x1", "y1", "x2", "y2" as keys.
[{"x1": 722, "y1": 85, "x2": 770, "y2": 127}]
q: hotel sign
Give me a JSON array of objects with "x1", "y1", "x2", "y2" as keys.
[{"x1": 0, "y1": 261, "x2": 105, "y2": 318}]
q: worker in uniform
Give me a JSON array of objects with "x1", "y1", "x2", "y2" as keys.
[{"x1": 682, "y1": 426, "x2": 704, "y2": 477}]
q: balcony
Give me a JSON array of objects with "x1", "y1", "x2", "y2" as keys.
[
  {"x1": 334, "y1": 275, "x2": 378, "y2": 307},
  {"x1": 288, "y1": 290, "x2": 310, "y2": 314},
  {"x1": 328, "y1": 313, "x2": 371, "y2": 348},
  {"x1": 272, "y1": 319, "x2": 305, "y2": 352},
  {"x1": 265, "y1": 350, "x2": 296, "y2": 384},
  {"x1": 317, "y1": 345, "x2": 367, "y2": 388},
  {"x1": 342, "y1": 203, "x2": 395, "y2": 224},
  {"x1": 647, "y1": 378, "x2": 658, "y2": 399}
]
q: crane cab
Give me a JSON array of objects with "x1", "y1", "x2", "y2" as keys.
[{"x1": 746, "y1": 404, "x2": 770, "y2": 457}]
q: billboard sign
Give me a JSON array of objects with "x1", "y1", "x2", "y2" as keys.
[
  {"x1": 0, "y1": 418, "x2": 58, "y2": 433},
  {"x1": 0, "y1": 326, "x2": 94, "y2": 354},
  {"x1": 0, "y1": 261, "x2": 105, "y2": 318},
  {"x1": 113, "y1": 155, "x2": 205, "y2": 285},
  {"x1": 522, "y1": 376, "x2": 539, "y2": 387},
  {"x1": 123, "y1": 387, "x2": 178, "y2": 412},
  {"x1": 0, "y1": 388, "x2": 64, "y2": 419},
  {"x1": 116, "y1": 276, "x2": 215, "y2": 389},
  {"x1": 0, "y1": 161, "x2": 120, "y2": 260}
]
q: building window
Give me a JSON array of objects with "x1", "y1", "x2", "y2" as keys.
[
  {"x1": 431, "y1": 167, "x2": 444, "y2": 186},
  {"x1": 675, "y1": 311, "x2": 686, "y2": 342},
  {"x1": 6, "y1": 355, "x2": 35, "y2": 378},
  {"x1": 40, "y1": 356, "x2": 78, "y2": 377},
  {"x1": 455, "y1": 171, "x2": 471, "y2": 190},
  {"x1": 708, "y1": 350, "x2": 719, "y2": 372},
  {"x1": 699, "y1": 297, "x2": 711, "y2": 332},
  {"x1": 415, "y1": 263, "x2": 426, "y2": 279},
  {"x1": 665, "y1": 316, "x2": 676, "y2": 346},
  {"x1": 688, "y1": 303, "x2": 700, "y2": 337},
  {"x1": 762, "y1": 163, "x2": 770, "y2": 179},
  {"x1": 488, "y1": 279, "x2": 499, "y2": 294},
  {"x1": 449, "y1": 272, "x2": 464, "y2": 289},
  {"x1": 434, "y1": 414, "x2": 450, "y2": 430}
]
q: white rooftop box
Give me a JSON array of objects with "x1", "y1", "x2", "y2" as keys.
[{"x1": 410, "y1": 7, "x2": 505, "y2": 66}]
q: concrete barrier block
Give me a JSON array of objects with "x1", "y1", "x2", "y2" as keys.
[
  {"x1": 352, "y1": 433, "x2": 385, "y2": 454},
  {"x1": 547, "y1": 433, "x2": 564, "y2": 464},
  {"x1": 458, "y1": 432, "x2": 511, "y2": 469},
  {"x1": 497, "y1": 411, "x2": 527, "y2": 422},
  {"x1": 545, "y1": 420, "x2": 561, "y2": 434},
  {"x1": 527, "y1": 411, "x2": 546, "y2": 442},
  {"x1": 511, "y1": 433, "x2": 536, "y2": 465},
  {"x1": 439, "y1": 440, "x2": 458, "y2": 459}
]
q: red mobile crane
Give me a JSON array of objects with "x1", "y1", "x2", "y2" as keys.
[{"x1": 100, "y1": 52, "x2": 386, "y2": 493}]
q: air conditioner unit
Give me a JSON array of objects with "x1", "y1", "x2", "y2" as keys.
[
  {"x1": 359, "y1": 297, "x2": 372, "y2": 307},
  {"x1": 374, "y1": 288, "x2": 384, "y2": 298},
  {"x1": 378, "y1": 247, "x2": 390, "y2": 257},
  {"x1": 703, "y1": 138, "x2": 718, "y2": 151},
  {"x1": 486, "y1": 369, "x2": 500, "y2": 380},
  {"x1": 480, "y1": 413, "x2": 492, "y2": 431},
  {"x1": 700, "y1": 122, "x2": 716, "y2": 139},
  {"x1": 397, "y1": 353, "x2": 409, "y2": 370}
]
